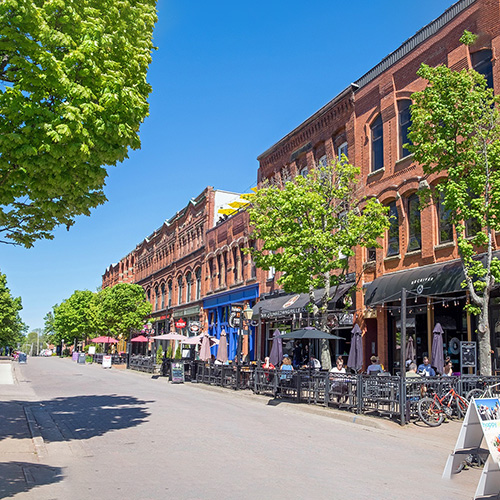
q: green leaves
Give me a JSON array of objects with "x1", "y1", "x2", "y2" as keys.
[
  {"x1": 0, "y1": 271, "x2": 27, "y2": 346},
  {"x1": 0, "y1": 0, "x2": 157, "y2": 247},
  {"x1": 247, "y1": 159, "x2": 389, "y2": 310},
  {"x1": 51, "y1": 283, "x2": 152, "y2": 343}
]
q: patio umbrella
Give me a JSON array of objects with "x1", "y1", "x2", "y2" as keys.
[
  {"x1": 431, "y1": 323, "x2": 445, "y2": 375},
  {"x1": 130, "y1": 335, "x2": 149, "y2": 343},
  {"x1": 199, "y1": 333, "x2": 212, "y2": 362},
  {"x1": 278, "y1": 327, "x2": 344, "y2": 340},
  {"x1": 181, "y1": 334, "x2": 219, "y2": 346},
  {"x1": 153, "y1": 332, "x2": 187, "y2": 341},
  {"x1": 216, "y1": 330, "x2": 228, "y2": 363},
  {"x1": 269, "y1": 329, "x2": 283, "y2": 366},
  {"x1": 91, "y1": 336, "x2": 118, "y2": 343},
  {"x1": 347, "y1": 324, "x2": 363, "y2": 373}
]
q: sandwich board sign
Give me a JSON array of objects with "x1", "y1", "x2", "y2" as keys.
[{"x1": 443, "y1": 397, "x2": 500, "y2": 498}]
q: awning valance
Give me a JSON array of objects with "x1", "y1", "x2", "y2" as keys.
[
  {"x1": 253, "y1": 283, "x2": 352, "y2": 319},
  {"x1": 364, "y1": 259, "x2": 466, "y2": 307}
]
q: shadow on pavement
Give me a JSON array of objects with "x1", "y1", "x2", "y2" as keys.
[
  {"x1": 0, "y1": 394, "x2": 153, "y2": 442},
  {"x1": 0, "y1": 462, "x2": 64, "y2": 498}
]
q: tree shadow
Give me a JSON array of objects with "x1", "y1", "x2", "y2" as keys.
[
  {"x1": 0, "y1": 462, "x2": 64, "y2": 498},
  {"x1": 0, "y1": 395, "x2": 152, "y2": 443}
]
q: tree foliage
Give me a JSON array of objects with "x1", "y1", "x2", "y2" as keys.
[
  {"x1": 90, "y1": 283, "x2": 151, "y2": 339},
  {"x1": 408, "y1": 34, "x2": 500, "y2": 375},
  {"x1": 0, "y1": 0, "x2": 157, "y2": 247},
  {"x1": 245, "y1": 159, "x2": 389, "y2": 368},
  {"x1": 53, "y1": 289, "x2": 95, "y2": 344},
  {"x1": 0, "y1": 271, "x2": 26, "y2": 347}
]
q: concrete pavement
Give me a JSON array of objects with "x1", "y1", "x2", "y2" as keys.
[{"x1": 0, "y1": 357, "x2": 485, "y2": 499}]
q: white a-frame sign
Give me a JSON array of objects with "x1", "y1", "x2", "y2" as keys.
[{"x1": 443, "y1": 397, "x2": 500, "y2": 498}]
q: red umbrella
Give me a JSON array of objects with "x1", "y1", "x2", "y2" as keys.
[
  {"x1": 91, "y1": 336, "x2": 118, "y2": 343},
  {"x1": 130, "y1": 335, "x2": 149, "y2": 343}
]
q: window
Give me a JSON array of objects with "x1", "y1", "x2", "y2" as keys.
[
  {"x1": 147, "y1": 289, "x2": 151, "y2": 303},
  {"x1": 317, "y1": 154, "x2": 328, "y2": 168},
  {"x1": 268, "y1": 251, "x2": 275, "y2": 280},
  {"x1": 407, "y1": 194, "x2": 421, "y2": 252},
  {"x1": 465, "y1": 216, "x2": 481, "y2": 239},
  {"x1": 167, "y1": 281, "x2": 172, "y2": 307},
  {"x1": 338, "y1": 142, "x2": 348, "y2": 160},
  {"x1": 154, "y1": 286, "x2": 159, "y2": 311},
  {"x1": 367, "y1": 247, "x2": 376, "y2": 262},
  {"x1": 472, "y1": 49, "x2": 493, "y2": 89},
  {"x1": 185, "y1": 272, "x2": 192, "y2": 303},
  {"x1": 371, "y1": 115, "x2": 384, "y2": 171},
  {"x1": 387, "y1": 201, "x2": 399, "y2": 257},
  {"x1": 437, "y1": 193, "x2": 453, "y2": 244},
  {"x1": 195, "y1": 268, "x2": 201, "y2": 300},
  {"x1": 232, "y1": 247, "x2": 239, "y2": 282},
  {"x1": 249, "y1": 241, "x2": 257, "y2": 279},
  {"x1": 160, "y1": 284, "x2": 165, "y2": 309},
  {"x1": 177, "y1": 276, "x2": 183, "y2": 304},
  {"x1": 398, "y1": 100, "x2": 412, "y2": 159},
  {"x1": 300, "y1": 166, "x2": 308, "y2": 177}
]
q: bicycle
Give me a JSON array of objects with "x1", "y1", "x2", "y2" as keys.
[
  {"x1": 466, "y1": 381, "x2": 500, "y2": 401},
  {"x1": 418, "y1": 386, "x2": 469, "y2": 426}
]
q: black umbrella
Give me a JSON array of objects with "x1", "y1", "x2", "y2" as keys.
[
  {"x1": 278, "y1": 327, "x2": 344, "y2": 340},
  {"x1": 347, "y1": 324, "x2": 363, "y2": 373}
]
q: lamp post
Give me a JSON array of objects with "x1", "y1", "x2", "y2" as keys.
[{"x1": 236, "y1": 304, "x2": 254, "y2": 388}]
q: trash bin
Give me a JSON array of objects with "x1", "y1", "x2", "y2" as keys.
[
  {"x1": 78, "y1": 352, "x2": 86, "y2": 364},
  {"x1": 18, "y1": 352, "x2": 27, "y2": 364}
]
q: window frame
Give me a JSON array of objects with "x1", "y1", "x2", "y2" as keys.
[
  {"x1": 371, "y1": 114, "x2": 384, "y2": 171},
  {"x1": 398, "y1": 100, "x2": 412, "y2": 159},
  {"x1": 407, "y1": 193, "x2": 422, "y2": 252},
  {"x1": 386, "y1": 201, "x2": 400, "y2": 257}
]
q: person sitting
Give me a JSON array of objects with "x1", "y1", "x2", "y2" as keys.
[
  {"x1": 366, "y1": 356, "x2": 383, "y2": 375},
  {"x1": 280, "y1": 356, "x2": 293, "y2": 379},
  {"x1": 330, "y1": 356, "x2": 346, "y2": 374},
  {"x1": 405, "y1": 362, "x2": 420, "y2": 378},
  {"x1": 442, "y1": 360, "x2": 453, "y2": 376},
  {"x1": 417, "y1": 356, "x2": 436, "y2": 377},
  {"x1": 262, "y1": 356, "x2": 275, "y2": 370}
]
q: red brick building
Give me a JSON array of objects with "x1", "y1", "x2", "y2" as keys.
[{"x1": 256, "y1": 0, "x2": 500, "y2": 372}]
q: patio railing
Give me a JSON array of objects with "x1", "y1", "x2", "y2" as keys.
[{"x1": 92, "y1": 353, "x2": 127, "y2": 365}]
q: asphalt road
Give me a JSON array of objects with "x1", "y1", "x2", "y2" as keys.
[{"x1": 0, "y1": 358, "x2": 483, "y2": 500}]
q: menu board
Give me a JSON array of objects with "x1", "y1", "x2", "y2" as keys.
[
  {"x1": 460, "y1": 341, "x2": 477, "y2": 368},
  {"x1": 171, "y1": 362, "x2": 185, "y2": 384}
]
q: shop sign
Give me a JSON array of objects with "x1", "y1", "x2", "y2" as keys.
[
  {"x1": 189, "y1": 321, "x2": 201, "y2": 334},
  {"x1": 460, "y1": 341, "x2": 477, "y2": 369},
  {"x1": 175, "y1": 318, "x2": 187, "y2": 329}
]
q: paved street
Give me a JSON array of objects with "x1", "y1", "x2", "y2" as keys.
[{"x1": 0, "y1": 358, "x2": 482, "y2": 500}]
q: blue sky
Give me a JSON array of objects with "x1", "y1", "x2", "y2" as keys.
[{"x1": 1, "y1": 0, "x2": 457, "y2": 331}]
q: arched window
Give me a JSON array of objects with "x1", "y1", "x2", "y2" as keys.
[
  {"x1": 160, "y1": 283, "x2": 165, "y2": 309},
  {"x1": 437, "y1": 192, "x2": 453, "y2": 244},
  {"x1": 407, "y1": 194, "x2": 421, "y2": 252},
  {"x1": 371, "y1": 114, "x2": 384, "y2": 171},
  {"x1": 167, "y1": 281, "x2": 172, "y2": 307},
  {"x1": 154, "y1": 286, "x2": 159, "y2": 311},
  {"x1": 177, "y1": 276, "x2": 183, "y2": 304},
  {"x1": 398, "y1": 100, "x2": 412, "y2": 159},
  {"x1": 387, "y1": 201, "x2": 399, "y2": 257},
  {"x1": 195, "y1": 268, "x2": 202, "y2": 300},
  {"x1": 185, "y1": 272, "x2": 192, "y2": 303}
]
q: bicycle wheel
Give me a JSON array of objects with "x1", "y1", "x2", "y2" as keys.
[
  {"x1": 455, "y1": 396, "x2": 469, "y2": 419},
  {"x1": 466, "y1": 389, "x2": 483, "y2": 401},
  {"x1": 418, "y1": 397, "x2": 445, "y2": 426}
]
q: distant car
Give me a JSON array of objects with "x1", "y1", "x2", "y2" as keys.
[{"x1": 40, "y1": 349, "x2": 53, "y2": 357}]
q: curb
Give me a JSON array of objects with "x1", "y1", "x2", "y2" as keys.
[{"x1": 23, "y1": 406, "x2": 47, "y2": 460}]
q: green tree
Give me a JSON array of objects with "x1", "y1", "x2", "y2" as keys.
[
  {"x1": 0, "y1": 0, "x2": 157, "y2": 247},
  {"x1": 91, "y1": 283, "x2": 152, "y2": 340},
  {"x1": 246, "y1": 159, "x2": 389, "y2": 369},
  {"x1": 43, "y1": 310, "x2": 56, "y2": 344},
  {"x1": 53, "y1": 289, "x2": 95, "y2": 344},
  {"x1": 408, "y1": 31, "x2": 500, "y2": 375},
  {"x1": 22, "y1": 327, "x2": 46, "y2": 355},
  {"x1": 0, "y1": 271, "x2": 26, "y2": 347}
]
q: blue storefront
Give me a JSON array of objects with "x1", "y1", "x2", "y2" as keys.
[{"x1": 203, "y1": 284, "x2": 259, "y2": 361}]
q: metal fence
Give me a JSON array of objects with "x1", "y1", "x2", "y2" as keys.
[
  {"x1": 92, "y1": 353, "x2": 127, "y2": 365},
  {"x1": 129, "y1": 355, "x2": 156, "y2": 373}
]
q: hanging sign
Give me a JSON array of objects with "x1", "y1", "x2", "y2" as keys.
[
  {"x1": 175, "y1": 318, "x2": 187, "y2": 329},
  {"x1": 189, "y1": 321, "x2": 201, "y2": 334}
]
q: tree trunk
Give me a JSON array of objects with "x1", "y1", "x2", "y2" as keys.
[{"x1": 477, "y1": 297, "x2": 492, "y2": 376}]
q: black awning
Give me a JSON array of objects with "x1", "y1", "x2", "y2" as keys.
[
  {"x1": 364, "y1": 259, "x2": 465, "y2": 307},
  {"x1": 253, "y1": 283, "x2": 353, "y2": 319}
]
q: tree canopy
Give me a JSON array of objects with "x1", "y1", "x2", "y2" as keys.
[
  {"x1": 0, "y1": 0, "x2": 157, "y2": 247},
  {"x1": 0, "y1": 271, "x2": 26, "y2": 347},
  {"x1": 245, "y1": 159, "x2": 389, "y2": 368},
  {"x1": 408, "y1": 32, "x2": 500, "y2": 375}
]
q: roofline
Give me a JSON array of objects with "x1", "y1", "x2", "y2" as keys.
[
  {"x1": 353, "y1": 0, "x2": 477, "y2": 89},
  {"x1": 256, "y1": 85, "x2": 354, "y2": 161},
  {"x1": 257, "y1": 0, "x2": 477, "y2": 163}
]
